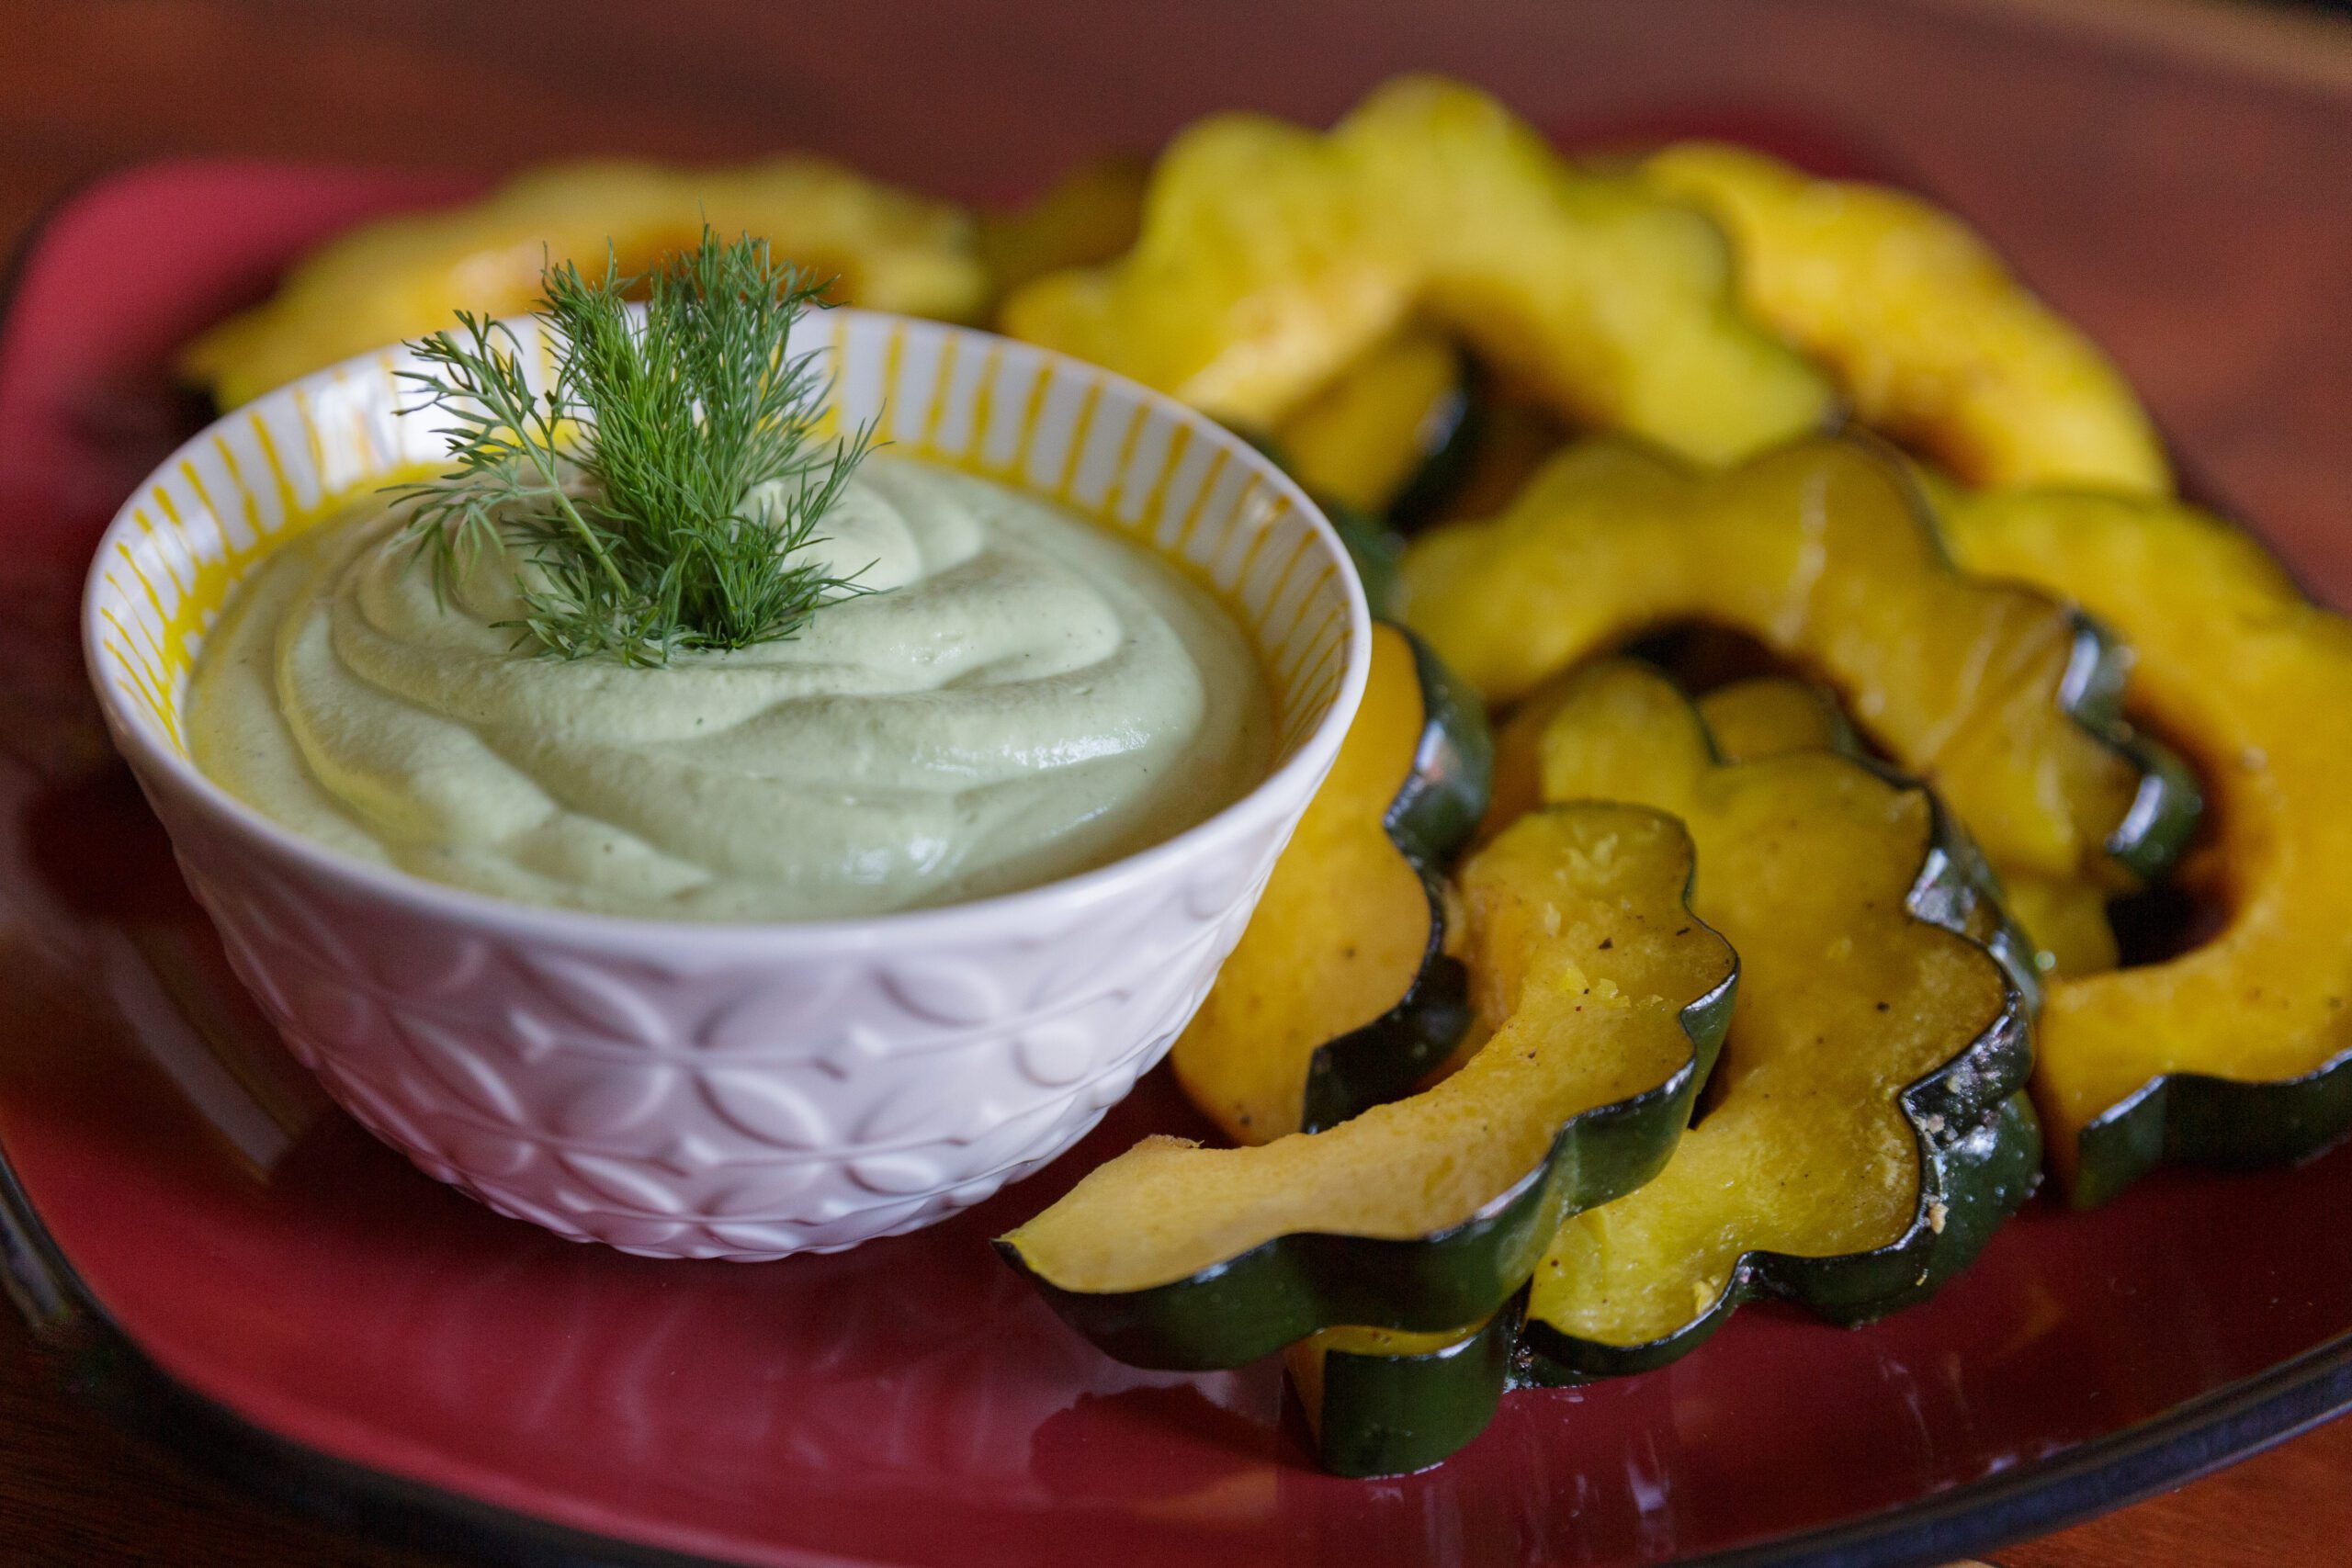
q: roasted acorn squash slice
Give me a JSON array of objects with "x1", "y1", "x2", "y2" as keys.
[
  {"x1": 1518, "y1": 661, "x2": 2040, "y2": 1377},
  {"x1": 182, "y1": 157, "x2": 989, "y2": 406},
  {"x1": 1398, "y1": 434, "x2": 2199, "y2": 890},
  {"x1": 1942, "y1": 488, "x2": 2352, "y2": 1204},
  {"x1": 998, "y1": 804, "x2": 1736, "y2": 1371},
  {"x1": 1171, "y1": 623, "x2": 1491, "y2": 1143},
  {"x1": 1289, "y1": 660, "x2": 2036, "y2": 1452},
  {"x1": 1001, "y1": 76, "x2": 1833, "y2": 465},
  {"x1": 1492, "y1": 660, "x2": 2074, "y2": 987},
  {"x1": 1642, "y1": 141, "x2": 2169, "y2": 496}
]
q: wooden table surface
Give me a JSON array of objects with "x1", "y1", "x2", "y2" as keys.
[{"x1": 4, "y1": 1, "x2": 2351, "y2": 1562}]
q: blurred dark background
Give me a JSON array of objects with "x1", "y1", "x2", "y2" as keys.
[{"x1": 5, "y1": 0, "x2": 2351, "y2": 578}]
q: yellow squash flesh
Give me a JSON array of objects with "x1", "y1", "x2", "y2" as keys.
[
  {"x1": 1486, "y1": 673, "x2": 1843, "y2": 846},
  {"x1": 1942, "y1": 488, "x2": 2352, "y2": 1196},
  {"x1": 1002, "y1": 76, "x2": 1832, "y2": 465},
  {"x1": 2002, "y1": 874, "x2": 2120, "y2": 979},
  {"x1": 1274, "y1": 325, "x2": 1464, "y2": 514},
  {"x1": 978, "y1": 157, "x2": 1150, "y2": 296},
  {"x1": 1170, "y1": 625, "x2": 1444, "y2": 1144},
  {"x1": 183, "y1": 158, "x2": 989, "y2": 406},
  {"x1": 1689, "y1": 674, "x2": 2113, "y2": 978},
  {"x1": 1691, "y1": 675, "x2": 1848, "y2": 762},
  {"x1": 1643, "y1": 141, "x2": 2168, "y2": 496},
  {"x1": 1400, "y1": 435, "x2": 2152, "y2": 886}
]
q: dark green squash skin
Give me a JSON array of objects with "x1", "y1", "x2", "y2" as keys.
[
  {"x1": 1254, "y1": 356, "x2": 1480, "y2": 546},
  {"x1": 1299, "y1": 626, "x2": 1494, "y2": 1134},
  {"x1": 1895, "y1": 764, "x2": 2045, "y2": 1018},
  {"x1": 1517, "y1": 735, "x2": 2043, "y2": 1384},
  {"x1": 2073, "y1": 1050, "x2": 2352, "y2": 1211},
  {"x1": 996, "y1": 813, "x2": 1737, "y2": 1373},
  {"x1": 1301, "y1": 1289, "x2": 1525, "y2": 1480},
  {"x1": 2054, "y1": 613, "x2": 2205, "y2": 887},
  {"x1": 1378, "y1": 364, "x2": 1481, "y2": 536},
  {"x1": 1323, "y1": 502, "x2": 1405, "y2": 619}
]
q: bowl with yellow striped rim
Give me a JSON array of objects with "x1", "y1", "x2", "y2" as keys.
[{"x1": 80, "y1": 308, "x2": 1370, "y2": 1260}]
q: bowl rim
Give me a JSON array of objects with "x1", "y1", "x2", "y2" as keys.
[{"x1": 80, "y1": 306, "x2": 1373, "y2": 951}]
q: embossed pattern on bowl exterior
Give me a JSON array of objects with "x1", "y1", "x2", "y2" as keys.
[{"x1": 84, "y1": 309, "x2": 1367, "y2": 1258}]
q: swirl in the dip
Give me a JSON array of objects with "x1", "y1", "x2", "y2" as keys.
[{"x1": 189, "y1": 455, "x2": 1273, "y2": 919}]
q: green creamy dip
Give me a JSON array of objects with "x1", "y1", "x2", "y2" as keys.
[{"x1": 188, "y1": 455, "x2": 1274, "y2": 920}]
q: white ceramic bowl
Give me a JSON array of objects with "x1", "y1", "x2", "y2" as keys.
[{"x1": 82, "y1": 309, "x2": 1369, "y2": 1260}]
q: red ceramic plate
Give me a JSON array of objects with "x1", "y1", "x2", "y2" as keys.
[{"x1": 4, "y1": 146, "x2": 2350, "y2": 1568}]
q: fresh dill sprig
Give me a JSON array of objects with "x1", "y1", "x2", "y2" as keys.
[{"x1": 390, "y1": 228, "x2": 874, "y2": 665}]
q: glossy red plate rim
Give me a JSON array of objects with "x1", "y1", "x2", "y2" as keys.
[
  {"x1": 9, "y1": 1137, "x2": 2351, "y2": 1568},
  {"x1": 4, "y1": 152, "x2": 2349, "y2": 1568}
]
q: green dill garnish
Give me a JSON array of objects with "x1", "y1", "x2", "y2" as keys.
[{"x1": 391, "y1": 227, "x2": 874, "y2": 665}]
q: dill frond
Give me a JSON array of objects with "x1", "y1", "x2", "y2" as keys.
[{"x1": 390, "y1": 227, "x2": 874, "y2": 665}]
